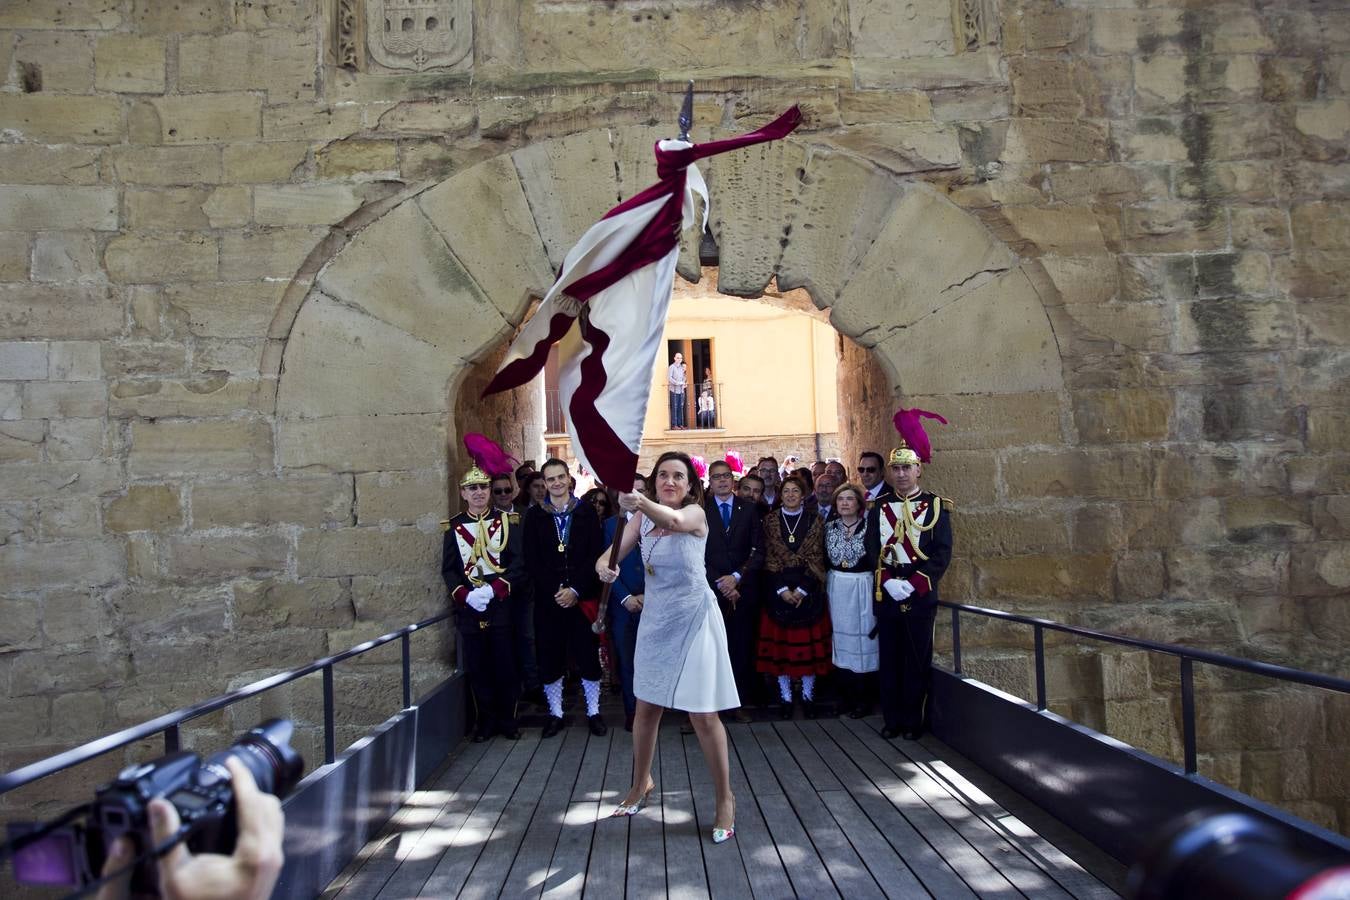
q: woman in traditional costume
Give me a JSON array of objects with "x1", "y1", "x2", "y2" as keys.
[
  {"x1": 824, "y1": 483, "x2": 878, "y2": 718},
  {"x1": 756, "y1": 475, "x2": 831, "y2": 719},
  {"x1": 597, "y1": 451, "x2": 739, "y2": 843}
]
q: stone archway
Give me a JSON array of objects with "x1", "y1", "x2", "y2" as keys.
[{"x1": 267, "y1": 126, "x2": 1067, "y2": 623}]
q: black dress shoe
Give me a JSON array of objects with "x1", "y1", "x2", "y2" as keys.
[
  {"x1": 542, "y1": 716, "x2": 564, "y2": 738},
  {"x1": 879, "y1": 726, "x2": 901, "y2": 739},
  {"x1": 779, "y1": 701, "x2": 793, "y2": 720},
  {"x1": 588, "y1": 714, "x2": 608, "y2": 736},
  {"x1": 802, "y1": 700, "x2": 818, "y2": 720},
  {"x1": 901, "y1": 729, "x2": 922, "y2": 741},
  {"x1": 472, "y1": 729, "x2": 490, "y2": 743},
  {"x1": 848, "y1": 703, "x2": 870, "y2": 719},
  {"x1": 501, "y1": 727, "x2": 522, "y2": 741}
]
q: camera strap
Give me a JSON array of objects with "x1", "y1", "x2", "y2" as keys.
[{"x1": 61, "y1": 821, "x2": 193, "y2": 900}]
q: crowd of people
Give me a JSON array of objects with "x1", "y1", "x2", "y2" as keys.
[{"x1": 441, "y1": 442, "x2": 954, "y2": 748}]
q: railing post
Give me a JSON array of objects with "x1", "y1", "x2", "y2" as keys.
[
  {"x1": 1181, "y1": 656, "x2": 1197, "y2": 775},
  {"x1": 401, "y1": 632, "x2": 412, "y2": 709},
  {"x1": 322, "y1": 664, "x2": 336, "y2": 765},
  {"x1": 951, "y1": 607, "x2": 963, "y2": 675},
  {"x1": 1034, "y1": 624, "x2": 1047, "y2": 711},
  {"x1": 163, "y1": 723, "x2": 180, "y2": 754}
]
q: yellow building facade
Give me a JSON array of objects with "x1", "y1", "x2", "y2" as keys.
[{"x1": 639, "y1": 278, "x2": 842, "y2": 470}]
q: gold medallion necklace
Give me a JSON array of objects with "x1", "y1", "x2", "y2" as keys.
[
  {"x1": 782, "y1": 509, "x2": 804, "y2": 545},
  {"x1": 641, "y1": 525, "x2": 667, "y2": 575}
]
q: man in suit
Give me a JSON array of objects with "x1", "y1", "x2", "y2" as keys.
[
  {"x1": 866, "y1": 442, "x2": 953, "y2": 740},
  {"x1": 705, "y1": 458, "x2": 765, "y2": 721},
  {"x1": 811, "y1": 472, "x2": 839, "y2": 521},
  {"x1": 859, "y1": 450, "x2": 894, "y2": 509}
]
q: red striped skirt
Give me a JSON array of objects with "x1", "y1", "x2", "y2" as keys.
[{"x1": 755, "y1": 610, "x2": 833, "y2": 677}]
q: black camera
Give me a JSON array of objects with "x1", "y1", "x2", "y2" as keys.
[
  {"x1": 1128, "y1": 810, "x2": 1350, "y2": 900},
  {"x1": 5, "y1": 718, "x2": 302, "y2": 894}
]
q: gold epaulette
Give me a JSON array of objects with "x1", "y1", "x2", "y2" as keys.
[
  {"x1": 940, "y1": 496, "x2": 954, "y2": 509},
  {"x1": 507, "y1": 512, "x2": 520, "y2": 524},
  {"x1": 440, "y1": 519, "x2": 451, "y2": 532}
]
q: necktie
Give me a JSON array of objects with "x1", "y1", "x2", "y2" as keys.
[{"x1": 720, "y1": 502, "x2": 731, "y2": 529}]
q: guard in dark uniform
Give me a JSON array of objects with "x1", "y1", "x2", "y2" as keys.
[
  {"x1": 441, "y1": 463, "x2": 524, "y2": 742},
  {"x1": 866, "y1": 441, "x2": 953, "y2": 740},
  {"x1": 523, "y1": 457, "x2": 607, "y2": 737}
]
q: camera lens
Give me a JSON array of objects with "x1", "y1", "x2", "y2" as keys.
[{"x1": 204, "y1": 719, "x2": 303, "y2": 799}]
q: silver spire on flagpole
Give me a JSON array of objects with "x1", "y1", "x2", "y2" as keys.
[{"x1": 678, "y1": 80, "x2": 694, "y2": 142}]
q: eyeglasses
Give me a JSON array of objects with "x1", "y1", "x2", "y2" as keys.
[
  {"x1": 710, "y1": 471, "x2": 733, "y2": 479},
  {"x1": 857, "y1": 466, "x2": 878, "y2": 473}
]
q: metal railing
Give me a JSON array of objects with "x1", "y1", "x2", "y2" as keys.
[
  {"x1": 941, "y1": 600, "x2": 1350, "y2": 776},
  {"x1": 0, "y1": 611, "x2": 451, "y2": 797},
  {"x1": 544, "y1": 383, "x2": 726, "y2": 435}
]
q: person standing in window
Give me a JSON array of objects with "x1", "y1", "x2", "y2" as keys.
[
  {"x1": 696, "y1": 385, "x2": 716, "y2": 428},
  {"x1": 668, "y1": 351, "x2": 688, "y2": 429}
]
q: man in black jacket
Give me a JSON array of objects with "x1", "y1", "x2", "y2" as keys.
[
  {"x1": 704, "y1": 459, "x2": 765, "y2": 720},
  {"x1": 523, "y1": 458, "x2": 607, "y2": 737},
  {"x1": 866, "y1": 442, "x2": 953, "y2": 741}
]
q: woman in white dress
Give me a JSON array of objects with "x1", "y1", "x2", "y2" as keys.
[{"x1": 596, "y1": 451, "x2": 739, "y2": 843}]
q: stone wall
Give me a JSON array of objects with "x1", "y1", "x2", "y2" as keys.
[{"x1": 0, "y1": 0, "x2": 1346, "y2": 833}]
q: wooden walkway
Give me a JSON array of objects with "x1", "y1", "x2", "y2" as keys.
[{"x1": 322, "y1": 716, "x2": 1119, "y2": 899}]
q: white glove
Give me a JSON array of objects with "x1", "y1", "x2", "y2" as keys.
[
  {"x1": 883, "y1": 578, "x2": 914, "y2": 602},
  {"x1": 466, "y1": 585, "x2": 493, "y2": 612}
]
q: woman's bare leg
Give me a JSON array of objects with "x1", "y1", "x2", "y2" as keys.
[
  {"x1": 622, "y1": 699, "x2": 663, "y2": 805},
  {"x1": 688, "y1": 711, "x2": 734, "y2": 829}
]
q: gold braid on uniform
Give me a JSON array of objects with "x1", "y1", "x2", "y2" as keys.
[
  {"x1": 874, "y1": 495, "x2": 943, "y2": 601},
  {"x1": 465, "y1": 511, "x2": 509, "y2": 587}
]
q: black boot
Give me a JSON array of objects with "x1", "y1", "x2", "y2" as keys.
[{"x1": 542, "y1": 716, "x2": 565, "y2": 738}]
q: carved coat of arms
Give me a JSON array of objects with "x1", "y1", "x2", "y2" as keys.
[{"x1": 366, "y1": 0, "x2": 471, "y2": 72}]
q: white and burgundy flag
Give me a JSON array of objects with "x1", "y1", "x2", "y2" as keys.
[{"x1": 483, "y1": 105, "x2": 802, "y2": 489}]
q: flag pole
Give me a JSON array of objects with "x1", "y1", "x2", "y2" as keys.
[{"x1": 598, "y1": 79, "x2": 696, "y2": 606}]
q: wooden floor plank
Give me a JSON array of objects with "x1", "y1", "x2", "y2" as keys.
[
  {"x1": 328, "y1": 704, "x2": 1124, "y2": 900},
  {"x1": 683, "y1": 730, "x2": 755, "y2": 900},
  {"x1": 326, "y1": 740, "x2": 494, "y2": 900},
  {"x1": 812, "y1": 719, "x2": 978, "y2": 900},
  {"x1": 584, "y1": 728, "x2": 634, "y2": 898},
  {"x1": 825, "y1": 719, "x2": 1018, "y2": 897},
  {"x1": 719, "y1": 725, "x2": 795, "y2": 900},
  {"x1": 902, "y1": 743, "x2": 1118, "y2": 899},
  {"x1": 784, "y1": 720, "x2": 931, "y2": 900},
  {"x1": 369, "y1": 739, "x2": 519, "y2": 900},
  {"x1": 499, "y1": 728, "x2": 590, "y2": 899},
  {"x1": 658, "y1": 724, "x2": 710, "y2": 900},
  {"x1": 416, "y1": 734, "x2": 544, "y2": 897},
  {"x1": 775, "y1": 719, "x2": 844, "y2": 793},
  {"x1": 570, "y1": 728, "x2": 613, "y2": 804},
  {"x1": 457, "y1": 733, "x2": 567, "y2": 900},
  {"x1": 751, "y1": 722, "x2": 885, "y2": 900},
  {"x1": 623, "y1": 721, "x2": 665, "y2": 900},
  {"x1": 728, "y1": 726, "x2": 839, "y2": 899},
  {"x1": 845, "y1": 717, "x2": 1074, "y2": 899},
  {"x1": 544, "y1": 732, "x2": 612, "y2": 900},
  {"x1": 819, "y1": 789, "x2": 932, "y2": 900}
]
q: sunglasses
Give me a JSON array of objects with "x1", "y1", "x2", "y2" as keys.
[
  {"x1": 857, "y1": 466, "x2": 878, "y2": 473},
  {"x1": 492, "y1": 487, "x2": 514, "y2": 495}
]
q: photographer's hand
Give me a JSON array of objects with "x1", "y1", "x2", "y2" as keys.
[
  {"x1": 155, "y1": 757, "x2": 284, "y2": 900},
  {"x1": 93, "y1": 758, "x2": 283, "y2": 900}
]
